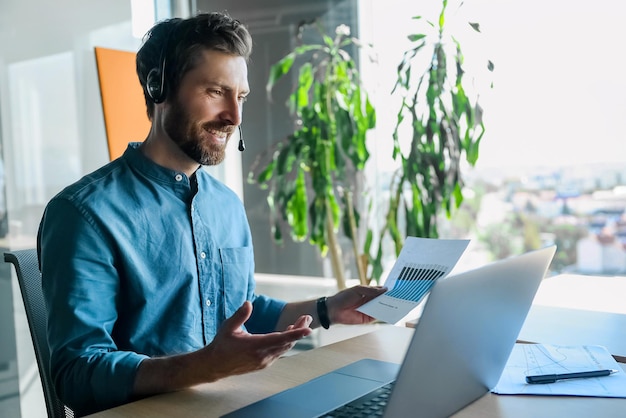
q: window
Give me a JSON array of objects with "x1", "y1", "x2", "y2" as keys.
[{"x1": 358, "y1": 0, "x2": 626, "y2": 277}]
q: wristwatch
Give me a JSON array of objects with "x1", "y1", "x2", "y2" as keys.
[{"x1": 316, "y1": 296, "x2": 331, "y2": 329}]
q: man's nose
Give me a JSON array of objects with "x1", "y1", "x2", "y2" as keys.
[{"x1": 219, "y1": 96, "x2": 242, "y2": 126}]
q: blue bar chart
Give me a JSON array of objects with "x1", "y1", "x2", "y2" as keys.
[{"x1": 385, "y1": 264, "x2": 446, "y2": 302}]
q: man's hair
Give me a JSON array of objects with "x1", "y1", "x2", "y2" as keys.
[{"x1": 136, "y1": 12, "x2": 253, "y2": 119}]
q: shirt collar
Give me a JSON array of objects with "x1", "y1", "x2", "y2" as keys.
[{"x1": 122, "y1": 142, "x2": 192, "y2": 187}]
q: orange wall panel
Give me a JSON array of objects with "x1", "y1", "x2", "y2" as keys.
[{"x1": 94, "y1": 47, "x2": 150, "y2": 161}]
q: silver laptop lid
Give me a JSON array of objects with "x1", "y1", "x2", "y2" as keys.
[{"x1": 384, "y1": 246, "x2": 556, "y2": 418}]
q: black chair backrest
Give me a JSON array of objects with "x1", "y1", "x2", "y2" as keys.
[{"x1": 4, "y1": 249, "x2": 74, "y2": 418}]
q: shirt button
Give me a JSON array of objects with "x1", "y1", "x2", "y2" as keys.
[
  {"x1": 205, "y1": 299, "x2": 212, "y2": 307},
  {"x1": 200, "y1": 252, "x2": 206, "y2": 259},
  {"x1": 175, "y1": 174, "x2": 183, "y2": 181}
]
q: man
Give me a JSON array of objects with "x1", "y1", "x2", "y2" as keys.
[{"x1": 37, "y1": 12, "x2": 385, "y2": 416}]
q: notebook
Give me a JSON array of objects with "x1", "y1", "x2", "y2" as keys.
[{"x1": 222, "y1": 245, "x2": 556, "y2": 418}]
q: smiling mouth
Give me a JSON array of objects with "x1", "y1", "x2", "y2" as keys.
[{"x1": 205, "y1": 128, "x2": 230, "y2": 142}]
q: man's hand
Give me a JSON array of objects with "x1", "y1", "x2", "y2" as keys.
[
  {"x1": 275, "y1": 285, "x2": 387, "y2": 331},
  {"x1": 199, "y1": 301, "x2": 312, "y2": 379},
  {"x1": 133, "y1": 301, "x2": 312, "y2": 397},
  {"x1": 326, "y1": 285, "x2": 387, "y2": 325}
]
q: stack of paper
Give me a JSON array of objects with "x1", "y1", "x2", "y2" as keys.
[{"x1": 492, "y1": 344, "x2": 626, "y2": 398}]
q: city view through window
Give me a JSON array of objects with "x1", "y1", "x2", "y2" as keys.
[{"x1": 444, "y1": 162, "x2": 626, "y2": 275}]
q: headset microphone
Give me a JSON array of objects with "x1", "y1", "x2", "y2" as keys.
[{"x1": 238, "y1": 126, "x2": 245, "y2": 152}]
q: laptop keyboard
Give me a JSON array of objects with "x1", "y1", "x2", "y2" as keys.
[{"x1": 320, "y1": 382, "x2": 394, "y2": 418}]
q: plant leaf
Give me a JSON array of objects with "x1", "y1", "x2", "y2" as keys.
[
  {"x1": 408, "y1": 33, "x2": 427, "y2": 42},
  {"x1": 266, "y1": 53, "x2": 295, "y2": 95}
]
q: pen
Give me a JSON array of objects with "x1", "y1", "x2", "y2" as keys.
[{"x1": 526, "y1": 369, "x2": 619, "y2": 384}]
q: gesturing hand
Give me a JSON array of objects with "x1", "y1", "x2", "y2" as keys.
[{"x1": 199, "y1": 301, "x2": 313, "y2": 381}]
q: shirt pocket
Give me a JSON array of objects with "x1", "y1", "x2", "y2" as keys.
[{"x1": 219, "y1": 246, "x2": 253, "y2": 318}]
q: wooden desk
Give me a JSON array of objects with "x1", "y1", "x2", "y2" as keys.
[
  {"x1": 520, "y1": 273, "x2": 626, "y2": 362},
  {"x1": 531, "y1": 274, "x2": 626, "y2": 315},
  {"x1": 406, "y1": 273, "x2": 626, "y2": 361},
  {"x1": 87, "y1": 325, "x2": 626, "y2": 418},
  {"x1": 519, "y1": 305, "x2": 626, "y2": 362},
  {"x1": 407, "y1": 304, "x2": 626, "y2": 362}
]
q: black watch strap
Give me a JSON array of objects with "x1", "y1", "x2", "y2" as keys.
[{"x1": 317, "y1": 296, "x2": 331, "y2": 329}]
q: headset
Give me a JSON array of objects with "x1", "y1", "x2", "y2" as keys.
[
  {"x1": 146, "y1": 61, "x2": 167, "y2": 104},
  {"x1": 145, "y1": 21, "x2": 177, "y2": 104},
  {"x1": 145, "y1": 45, "x2": 168, "y2": 104}
]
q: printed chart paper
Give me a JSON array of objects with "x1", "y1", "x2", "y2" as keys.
[
  {"x1": 357, "y1": 237, "x2": 469, "y2": 324},
  {"x1": 492, "y1": 344, "x2": 626, "y2": 397}
]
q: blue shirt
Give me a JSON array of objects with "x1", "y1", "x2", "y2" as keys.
[{"x1": 37, "y1": 143, "x2": 286, "y2": 415}]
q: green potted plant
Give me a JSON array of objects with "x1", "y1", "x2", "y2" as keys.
[
  {"x1": 367, "y1": 0, "x2": 495, "y2": 281},
  {"x1": 248, "y1": 21, "x2": 376, "y2": 289}
]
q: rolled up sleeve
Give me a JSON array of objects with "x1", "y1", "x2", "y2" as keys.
[{"x1": 246, "y1": 295, "x2": 286, "y2": 334}]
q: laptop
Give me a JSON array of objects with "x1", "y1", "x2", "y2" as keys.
[{"x1": 223, "y1": 245, "x2": 556, "y2": 418}]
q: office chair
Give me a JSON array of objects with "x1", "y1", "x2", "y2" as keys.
[{"x1": 4, "y1": 249, "x2": 75, "y2": 418}]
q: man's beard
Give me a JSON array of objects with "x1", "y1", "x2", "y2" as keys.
[{"x1": 163, "y1": 99, "x2": 234, "y2": 166}]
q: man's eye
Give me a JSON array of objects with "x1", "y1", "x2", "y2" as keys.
[{"x1": 239, "y1": 96, "x2": 248, "y2": 103}]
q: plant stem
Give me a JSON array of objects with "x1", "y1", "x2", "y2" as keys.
[
  {"x1": 325, "y1": 199, "x2": 346, "y2": 290},
  {"x1": 345, "y1": 190, "x2": 368, "y2": 285}
]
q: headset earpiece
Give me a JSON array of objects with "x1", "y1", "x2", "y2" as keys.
[
  {"x1": 146, "y1": 66, "x2": 166, "y2": 104},
  {"x1": 145, "y1": 20, "x2": 178, "y2": 105}
]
